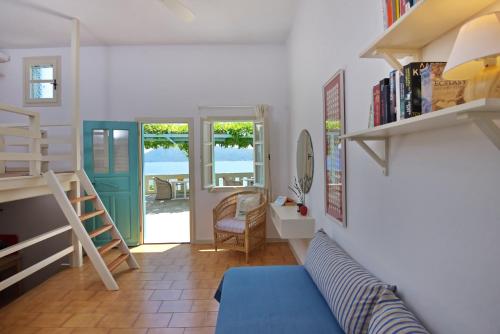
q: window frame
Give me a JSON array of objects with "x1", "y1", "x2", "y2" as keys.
[
  {"x1": 23, "y1": 56, "x2": 61, "y2": 107},
  {"x1": 201, "y1": 116, "x2": 267, "y2": 192}
]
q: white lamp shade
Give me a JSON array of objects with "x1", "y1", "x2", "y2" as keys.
[{"x1": 443, "y1": 12, "x2": 500, "y2": 80}]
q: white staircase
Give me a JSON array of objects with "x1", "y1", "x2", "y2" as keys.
[{"x1": 44, "y1": 169, "x2": 139, "y2": 290}]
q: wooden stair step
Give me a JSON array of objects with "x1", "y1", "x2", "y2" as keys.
[
  {"x1": 70, "y1": 195, "x2": 97, "y2": 204},
  {"x1": 79, "y1": 210, "x2": 105, "y2": 221},
  {"x1": 88, "y1": 224, "x2": 114, "y2": 238},
  {"x1": 98, "y1": 239, "x2": 122, "y2": 256},
  {"x1": 107, "y1": 253, "x2": 129, "y2": 272}
]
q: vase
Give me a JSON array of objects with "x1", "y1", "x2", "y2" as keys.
[{"x1": 297, "y1": 203, "x2": 303, "y2": 213}]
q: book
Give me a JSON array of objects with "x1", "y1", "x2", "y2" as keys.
[
  {"x1": 369, "y1": 102, "x2": 375, "y2": 128},
  {"x1": 403, "y1": 62, "x2": 432, "y2": 118},
  {"x1": 389, "y1": 70, "x2": 398, "y2": 123},
  {"x1": 405, "y1": 0, "x2": 413, "y2": 12},
  {"x1": 274, "y1": 196, "x2": 287, "y2": 206},
  {"x1": 421, "y1": 63, "x2": 468, "y2": 113},
  {"x1": 373, "y1": 84, "x2": 381, "y2": 126},
  {"x1": 399, "y1": 0, "x2": 406, "y2": 17},
  {"x1": 399, "y1": 71, "x2": 405, "y2": 120},
  {"x1": 393, "y1": 0, "x2": 400, "y2": 21},
  {"x1": 381, "y1": 0, "x2": 388, "y2": 29},
  {"x1": 386, "y1": 0, "x2": 393, "y2": 27},
  {"x1": 380, "y1": 78, "x2": 390, "y2": 124}
]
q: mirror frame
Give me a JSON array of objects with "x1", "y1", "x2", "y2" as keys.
[{"x1": 296, "y1": 129, "x2": 314, "y2": 194}]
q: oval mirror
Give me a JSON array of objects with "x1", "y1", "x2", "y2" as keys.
[{"x1": 296, "y1": 129, "x2": 314, "y2": 194}]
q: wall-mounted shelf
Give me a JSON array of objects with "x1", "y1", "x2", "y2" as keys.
[
  {"x1": 270, "y1": 203, "x2": 315, "y2": 239},
  {"x1": 361, "y1": 0, "x2": 497, "y2": 70},
  {"x1": 341, "y1": 99, "x2": 500, "y2": 175}
]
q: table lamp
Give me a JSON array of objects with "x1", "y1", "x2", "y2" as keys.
[{"x1": 443, "y1": 12, "x2": 500, "y2": 100}]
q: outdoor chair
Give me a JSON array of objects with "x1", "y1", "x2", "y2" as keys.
[{"x1": 154, "y1": 177, "x2": 172, "y2": 201}]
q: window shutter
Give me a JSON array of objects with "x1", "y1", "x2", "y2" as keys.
[
  {"x1": 253, "y1": 106, "x2": 269, "y2": 189},
  {"x1": 201, "y1": 119, "x2": 214, "y2": 189}
]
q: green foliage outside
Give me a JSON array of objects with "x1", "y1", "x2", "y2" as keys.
[
  {"x1": 143, "y1": 122, "x2": 254, "y2": 155},
  {"x1": 326, "y1": 120, "x2": 341, "y2": 131}
]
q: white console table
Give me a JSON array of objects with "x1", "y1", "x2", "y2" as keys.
[{"x1": 270, "y1": 203, "x2": 315, "y2": 239}]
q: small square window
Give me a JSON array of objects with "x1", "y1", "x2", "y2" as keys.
[{"x1": 23, "y1": 56, "x2": 61, "y2": 107}]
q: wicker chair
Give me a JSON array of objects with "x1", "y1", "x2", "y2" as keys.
[
  {"x1": 154, "y1": 177, "x2": 172, "y2": 201},
  {"x1": 213, "y1": 191, "x2": 267, "y2": 263}
]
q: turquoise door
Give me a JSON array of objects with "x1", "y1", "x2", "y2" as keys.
[{"x1": 83, "y1": 121, "x2": 140, "y2": 246}]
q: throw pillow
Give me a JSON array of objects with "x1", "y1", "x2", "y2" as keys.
[
  {"x1": 368, "y1": 289, "x2": 430, "y2": 334},
  {"x1": 305, "y1": 230, "x2": 396, "y2": 334},
  {"x1": 234, "y1": 194, "x2": 260, "y2": 220}
]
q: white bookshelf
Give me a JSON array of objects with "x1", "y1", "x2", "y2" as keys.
[
  {"x1": 346, "y1": 0, "x2": 500, "y2": 176},
  {"x1": 361, "y1": 0, "x2": 497, "y2": 70},
  {"x1": 342, "y1": 99, "x2": 500, "y2": 140},
  {"x1": 342, "y1": 99, "x2": 500, "y2": 175}
]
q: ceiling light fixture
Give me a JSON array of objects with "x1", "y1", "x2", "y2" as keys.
[
  {"x1": 161, "y1": 0, "x2": 195, "y2": 22},
  {"x1": 0, "y1": 51, "x2": 10, "y2": 63}
]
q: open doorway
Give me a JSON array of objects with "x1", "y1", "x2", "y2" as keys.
[{"x1": 141, "y1": 121, "x2": 193, "y2": 244}]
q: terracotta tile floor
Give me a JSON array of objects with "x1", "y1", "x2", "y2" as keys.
[{"x1": 0, "y1": 243, "x2": 297, "y2": 333}]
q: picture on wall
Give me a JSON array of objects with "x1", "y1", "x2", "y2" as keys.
[{"x1": 323, "y1": 69, "x2": 346, "y2": 226}]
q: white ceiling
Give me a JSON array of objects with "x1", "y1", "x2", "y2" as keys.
[{"x1": 0, "y1": 0, "x2": 298, "y2": 48}]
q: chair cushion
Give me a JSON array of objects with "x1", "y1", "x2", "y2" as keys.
[
  {"x1": 216, "y1": 218, "x2": 245, "y2": 234},
  {"x1": 234, "y1": 194, "x2": 260, "y2": 220},
  {"x1": 368, "y1": 289, "x2": 429, "y2": 334},
  {"x1": 305, "y1": 230, "x2": 396, "y2": 334}
]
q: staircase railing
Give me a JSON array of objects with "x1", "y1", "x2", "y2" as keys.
[
  {"x1": 0, "y1": 103, "x2": 74, "y2": 176},
  {"x1": 0, "y1": 103, "x2": 41, "y2": 176}
]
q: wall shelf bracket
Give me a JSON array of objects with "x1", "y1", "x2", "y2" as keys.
[
  {"x1": 373, "y1": 48, "x2": 421, "y2": 71},
  {"x1": 352, "y1": 137, "x2": 389, "y2": 176},
  {"x1": 461, "y1": 111, "x2": 500, "y2": 150}
]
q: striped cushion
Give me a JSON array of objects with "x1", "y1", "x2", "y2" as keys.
[
  {"x1": 305, "y1": 230, "x2": 396, "y2": 334},
  {"x1": 368, "y1": 289, "x2": 429, "y2": 334}
]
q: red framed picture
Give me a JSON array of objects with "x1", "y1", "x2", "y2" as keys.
[{"x1": 323, "y1": 70, "x2": 346, "y2": 226}]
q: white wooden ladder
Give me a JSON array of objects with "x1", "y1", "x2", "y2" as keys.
[{"x1": 44, "y1": 169, "x2": 139, "y2": 290}]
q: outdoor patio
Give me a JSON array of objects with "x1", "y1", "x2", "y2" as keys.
[{"x1": 144, "y1": 194, "x2": 190, "y2": 244}]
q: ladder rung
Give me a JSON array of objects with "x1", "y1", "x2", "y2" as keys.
[
  {"x1": 99, "y1": 239, "x2": 122, "y2": 256},
  {"x1": 70, "y1": 195, "x2": 97, "y2": 204},
  {"x1": 107, "y1": 253, "x2": 129, "y2": 272},
  {"x1": 79, "y1": 210, "x2": 105, "y2": 221},
  {"x1": 88, "y1": 224, "x2": 114, "y2": 238}
]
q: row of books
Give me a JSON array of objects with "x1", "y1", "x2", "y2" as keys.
[
  {"x1": 381, "y1": 0, "x2": 421, "y2": 29},
  {"x1": 370, "y1": 62, "x2": 468, "y2": 127}
]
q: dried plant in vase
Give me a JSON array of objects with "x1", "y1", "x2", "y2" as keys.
[{"x1": 288, "y1": 176, "x2": 305, "y2": 211}]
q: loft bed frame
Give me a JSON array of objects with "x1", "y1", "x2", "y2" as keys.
[
  {"x1": 0, "y1": 19, "x2": 138, "y2": 293},
  {"x1": 0, "y1": 103, "x2": 75, "y2": 202}
]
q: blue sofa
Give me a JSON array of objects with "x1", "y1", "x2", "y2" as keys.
[
  {"x1": 215, "y1": 265, "x2": 344, "y2": 334},
  {"x1": 215, "y1": 231, "x2": 430, "y2": 334}
]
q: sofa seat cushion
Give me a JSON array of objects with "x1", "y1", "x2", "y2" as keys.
[
  {"x1": 305, "y1": 230, "x2": 396, "y2": 334},
  {"x1": 215, "y1": 218, "x2": 245, "y2": 233},
  {"x1": 215, "y1": 265, "x2": 344, "y2": 334},
  {"x1": 368, "y1": 289, "x2": 429, "y2": 334}
]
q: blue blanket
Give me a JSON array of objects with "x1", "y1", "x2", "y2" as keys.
[{"x1": 215, "y1": 265, "x2": 344, "y2": 334}]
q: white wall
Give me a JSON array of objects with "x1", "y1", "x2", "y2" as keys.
[
  {"x1": 0, "y1": 44, "x2": 288, "y2": 242},
  {"x1": 105, "y1": 45, "x2": 288, "y2": 241},
  {"x1": 287, "y1": 1, "x2": 500, "y2": 333}
]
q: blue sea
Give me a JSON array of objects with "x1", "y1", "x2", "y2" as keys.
[{"x1": 144, "y1": 161, "x2": 253, "y2": 175}]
